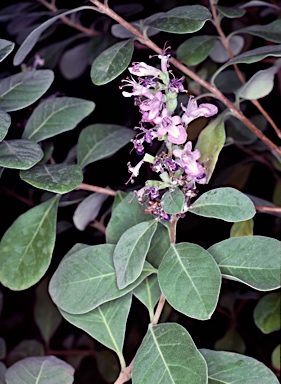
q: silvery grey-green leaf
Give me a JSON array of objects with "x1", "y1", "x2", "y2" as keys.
[
  {"x1": 0, "y1": 38, "x2": 14, "y2": 62},
  {"x1": 0, "y1": 140, "x2": 43, "y2": 170},
  {"x1": 0, "y1": 110, "x2": 11, "y2": 141}
]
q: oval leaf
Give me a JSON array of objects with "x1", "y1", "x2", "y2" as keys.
[
  {"x1": 77, "y1": 123, "x2": 134, "y2": 168},
  {"x1": 216, "y1": 5, "x2": 246, "y2": 18},
  {"x1": 200, "y1": 349, "x2": 279, "y2": 384},
  {"x1": 146, "y1": 222, "x2": 170, "y2": 268},
  {"x1": 113, "y1": 220, "x2": 158, "y2": 289},
  {"x1": 106, "y1": 192, "x2": 151, "y2": 244},
  {"x1": 214, "y1": 326, "x2": 246, "y2": 354},
  {"x1": 253, "y1": 292, "x2": 280, "y2": 334},
  {"x1": 5, "y1": 356, "x2": 74, "y2": 384},
  {"x1": 20, "y1": 164, "x2": 83, "y2": 194},
  {"x1": 13, "y1": 6, "x2": 94, "y2": 65},
  {"x1": 49, "y1": 244, "x2": 155, "y2": 314},
  {"x1": 0, "y1": 38, "x2": 14, "y2": 62},
  {"x1": 60, "y1": 294, "x2": 132, "y2": 367},
  {"x1": 177, "y1": 35, "x2": 217, "y2": 66},
  {"x1": 189, "y1": 187, "x2": 256, "y2": 222},
  {"x1": 237, "y1": 66, "x2": 278, "y2": 100},
  {"x1": 210, "y1": 35, "x2": 244, "y2": 63},
  {"x1": 91, "y1": 39, "x2": 134, "y2": 85},
  {"x1": 73, "y1": 192, "x2": 108, "y2": 231},
  {"x1": 235, "y1": 19, "x2": 281, "y2": 43},
  {"x1": 195, "y1": 116, "x2": 225, "y2": 183},
  {"x1": 0, "y1": 196, "x2": 59, "y2": 290},
  {"x1": 149, "y1": 5, "x2": 211, "y2": 34},
  {"x1": 22, "y1": 97, "x2": 95, "y2": 142},
  {"x1": 0, "y1": 70, "x2": 54, "y2": 112},
  {"x1": 158, "y1": 243, "x2": 221, "y2": 320},
  {"x1": 0, "y1": 110, "x2": 11, "y2": 141},
  {"x1": 133, "y1": 276, "x2": 161, "y2": 321},
  {"x1": 0, "y1": 139, "x2": 43, "y2": 170},
  {"x1": 208, "y1": 236, "x2": 281, "y2": 291},
  {"x1": 132, "y1": 323, "x2": 208, "y2": 384},
  {"x1": 161, "y1": 188, "x2": 185, "y2": 215},
  {"x1": 212, "y1": 44, "x2": 281, "y2": 81}
]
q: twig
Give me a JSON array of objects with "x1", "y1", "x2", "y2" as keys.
[
  {"x1": 255, "y1": 205, "x2": 281, "y2": 213},
  {"x1": 210, "y1": 0, "x2": 281, "y2": 140},
  {"x1": 76, "y1": 183, "x2": 117, "y2": 196},
  {"x1": 89, "y1": 0, "x2": 281, "y2": 157},
  {"x1": 37, "y1": 0, "x2": 99, "y2": 36}
]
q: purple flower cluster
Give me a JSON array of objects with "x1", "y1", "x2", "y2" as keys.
[{"x1": 122, "y1": 50, "x2": 218, "y2": 219}]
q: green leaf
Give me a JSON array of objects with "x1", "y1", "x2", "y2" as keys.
[
  {"x1": 271, "y1": 345, "x2": 280, "y2": 371},
  {"x1": 77, "y1": 123, "x2": 134, "y2": 168},
  {"x1": 225, "y1": 115, "x2": 259, "y2": 144},
  {"x1": 13, "y1": 6, "x2": 95, "y2": 65},
  {"x1": 149, "y1": 5, "x2": 211, "y2": 34},
  {"x1": 216, "y1": 5, "x2": 246, "y2": 18},
  {"x1": 208, "y1": 236, "x2": 281, "y2": 291},
  {"x1": 106, "y1": 192, "x2": 151, "y2": 244},
  {"x1": 212, "y1": 45, "x2": 281, "y2": 82},
  {"x1": 132, "y1": 323, "x2": 208, "y2": 384},
  {"x1": 60, "y1": 294, "x2": 132, "y2": 368},
  {"x1": 73, "y1": 192, "x2": 108, "y2": 231},
  {"x1": 0, "y1": 140, "x2": 43, "y2": 170},
  {"x1": 49, "y1": 244, "x2": 155, "y2": 314},
  {"x1": 0, "y1": 110, "x2": 11, "y2": 141},
  {"x1": 22, "y1": 97, "x2": 95, "y2": 142},
  {"x1": 0, "y1": 196, "x2": 59, "y2": 290},
  {"x1": 189, "y1": 187, "x2": 256, "y2": 222},
  {"x1": 161, "y1": 188, "x2": 185, "y2": 214},
  {"x1": 114, "y1": 220, "x2": 158, "y2": 289},
  {"x1": 133, "y1": 276, "x2": 161, "y2": 321},
  {"x1": 237, "y1": 65, "x2": 280, "y2": 100},
  {"x1": 146, "y1": 222, "x2": 170, "y2": 268},
  {"x1": 234, "y1": 19, "x2": 281, "y2": 43},
  {"x1": 34, "y1": 278, "x2": 62, "y2": 346},
  {"x1": 0, "y1": 38, "x2": 14, "y2": 62},
  {"x1": 91, "y1": 39, "x2": 134, "y2": 85},
  {"x1": 20, "y1": 164, "x2": 83, "y2": 194},
  {"x1": 210, "y1": 36, "x2": 244, "y2": 63},
  {"x1": 177, "y1": 35, "x2": 217, "y2": 66},
  {"x1": 0, "y1": 70, "x2": 54, "y2": 112},
  {"x1": 200, "y1": 349, "x2": 279, "y2": 384},
  {"x1": 5, "y1": 356, "x2": 74, "y2": 384},
  {"x1": 112, "y1": 190, "x2": 127, "y2": 212},
  {"x1": 195, "y1": 116, "x2": 225, "y2": 183},
  {"x1": 158, "y1": 243, "x2": 221, "y2": 320},
  {"x1": 230, "y1": 219, "x2": 254, "y2": 237},
  {"x1": 214, "y1": 326, "x2": 246, "y2": 354},
  {"x1": 253, "y1": 292, "x2": 280, "y2": 334}
]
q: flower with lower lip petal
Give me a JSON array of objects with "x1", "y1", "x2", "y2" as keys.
[
  {"x1": 154, "y1": 108, "x2": 187, "y2": 144},
  {"x1": 173, "y1": 141, "x2": 206, "y2": 182},
  {"x1": 181, "y1": 96, "x2": 218, "y2": 126}
]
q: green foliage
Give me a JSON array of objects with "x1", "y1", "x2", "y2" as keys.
[
  {"x1": 113, "y1": 220, "x2": 158, "y2": 289},
  {"x1": 208, "y1": 236, "x2": 281, "y2": 291},
  {"x1": 149, "y1": 5, "x2": 211, "y2": 34},
  {"x1": 0, "y1": 0, "x2": 280, "y2": 382},
  {"x1": 0, "y1": 70, "x2": 54, "y2": 112},
  {"x1": 91, "y1": 39, "x2": 134, "y2": 85},
  {"x1": 49, "y1": 244, "x2": 155, "y2": 314},
  {"x1": 20, "y1": 164, "x2": 83, "y2": 194},
  {"x1": 132, "y1": 323, "x2": 208, "y2": 383},
  {"x1": 200, "y1": 349, "x2": 279, "y2": 383},
  {"x1": 253, "y1": 292, "x2": 281, "y2": 334},
  {"x1": 77, "y1": 124, "x2": 135, "y2": 168},
  {"x1": 0, "y1": 196, "x2": 59, "y2": 290},
  {"x1": 5, "y1": 356, "x2": 74, "y2": 384},
  {"x1": 60, "y1": 294, "x2": 132, "y2": 368},
  {"x1": 189, "y1": 187, "x2": 256, "y2": 222},
  {"x1": 22, "y1": 97, "x2": 95, "y2": 142},
  {"x1": 158, "y1": 243, "x2": 221, "y2": 320}
]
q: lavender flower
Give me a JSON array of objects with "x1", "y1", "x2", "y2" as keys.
[
  {"x1": 173, "y1": 141, "x2": 206, "y2": 182},
  {"x1": 139, "y1": 91, "x2": 165, "y2": 122},
  {"x1": 129, "y1": 62, "x2": 160, "y2": 77},
  {"x1": 181, "y1": 96, "x2": 218, "y2": 126},
  {"x1": 154, "y1": 108, "x2": 187, "y2": 144}
]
